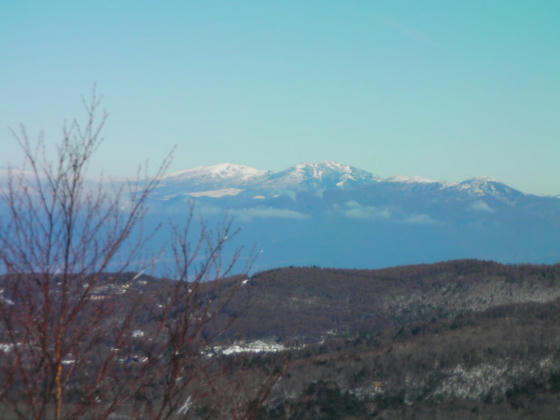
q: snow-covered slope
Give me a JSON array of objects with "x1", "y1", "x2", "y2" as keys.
[
  {"x1": 156, "y1": 161, "x2": 532, "y2": 202},
  {"x1": 164, "y1": 163, "x2": 266, "y2": 183},
  {"x1": 450, "y1": 177, "x2": 523, "y2": 202},
  {"x1": 155, "y1": 160, "x2": 380, "y2": 199},
  {"x1": 160, "y1": 161, "x2": 376, "y2": 192},
  {"x1": 154, "y1": 163, "x2": 268, "y2": 199},
  {"x1": 161, "y1": 163, "x2": 268, "y2": 187},
  {"x1": 258, "y1": 161, "x2": 378, "y2": 192}
]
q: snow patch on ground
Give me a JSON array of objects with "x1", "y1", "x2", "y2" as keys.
[{"x1": 212, "y1": 340, "x2": 286, "y2": 356}]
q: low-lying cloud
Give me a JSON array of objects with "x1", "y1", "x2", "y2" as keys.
[{"x1": 470, "y1": 200, "x2": 495, "y2": 213}]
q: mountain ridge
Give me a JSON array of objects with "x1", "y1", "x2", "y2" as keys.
[
  {"x1": 158, "y1": 160, "x2": 543, "y2": 198},
  {"x1": 3, "y1": 161, "x2": 559, "y2": 270},
  {"x1": 143, "y1": 160, "x2": 560, "y2": 270}
]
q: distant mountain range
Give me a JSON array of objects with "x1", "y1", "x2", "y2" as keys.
[
  {"x1": 143, "y1": 161, "x2": 560, "y2": 271},
  {"x1": 153, "y1": 161, "x2": 543, "y2": 203}
]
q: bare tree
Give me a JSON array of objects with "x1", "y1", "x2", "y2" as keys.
[
  {"x1": 0, "y1": 89, "x2": 175, "y2": 419},
  {"x1": 121, "y1": 207, "x2": 257, "y2": 419},
  {"x1": 0, "y1": 90, "x2": 282, "y2": 419}
]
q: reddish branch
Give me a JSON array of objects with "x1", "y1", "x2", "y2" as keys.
[{"x1": 0, "y1": 89, "x2": 283, "y2": 419}]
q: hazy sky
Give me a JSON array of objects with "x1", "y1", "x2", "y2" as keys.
[{"x1": 1, "y1": 1, "x2": 559, "y2": 194}]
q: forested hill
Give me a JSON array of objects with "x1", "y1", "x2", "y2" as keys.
[
  {"x1": 4, "y1": 259, "x2": 560, "y2": 418},
  {"x1": 221, "y1": 259, "x2": 560, "y2": 342},
  {"x1": 219, "y1": 260, "x2": 560, "y2": 419}
]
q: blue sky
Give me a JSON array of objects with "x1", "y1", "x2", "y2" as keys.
[{"x1": 1, "y1": 1, "x2": 559, "y2": 194}]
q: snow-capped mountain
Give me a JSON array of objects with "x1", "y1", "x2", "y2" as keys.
[
  {"x1": 155, "y1": 163, "x2": 268, "y2": 199},
  {"x1": 160, "y1": 161, "x2": 375, "y2": 192},
  {"x1": 261, "y1": 161, "x2": 377, "y2": 191},
  {"x1": 163, "y1": 163, "x2": 268, "y2": 186},
  {"x1": 154, "y1": 161, "x2": 528, "y2": 203},
  {"x1": 158, "y1": 161, "x2": 531, "y2": 195},
  {"x1": 3, "y1": 160, "x2": 557, "y2": 271},
  {"x1": 142, "y1": 161, "x2": 560, "y2": 271},
  {"x1": 154, "y1": 161, "x2": 379, "y2": 200}
]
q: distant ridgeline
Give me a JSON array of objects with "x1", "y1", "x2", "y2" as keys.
[
  {"x1": 3, "y1": 161, "x2": 560, "y2": 272},
  {"x1": 144, "y1": 161, "x2": 560, "y2": 272}
]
